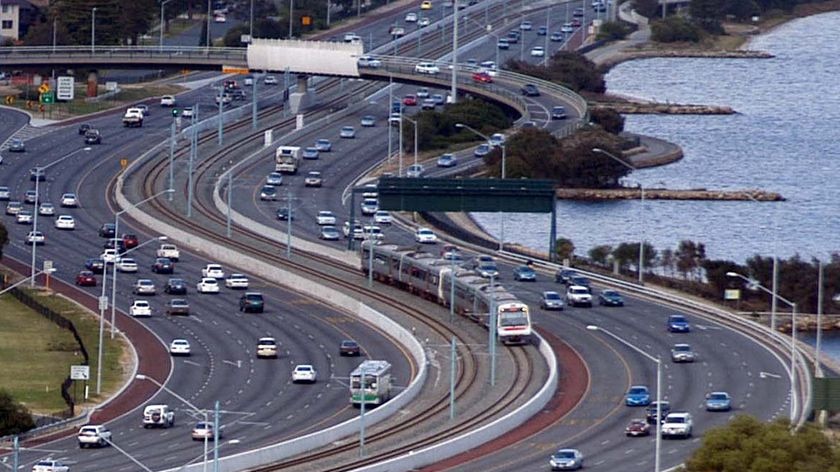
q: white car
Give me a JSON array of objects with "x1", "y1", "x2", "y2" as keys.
[
  {"x1": 405, "y1": 11, "x2": 418, "y2": 22},
  {"x1": 169, "y1": 339, "x2": 191, "y2": 356},
  {"x1": 160, "y1": 95, "x2": 176, "y2": 107},
  {"x1": 130, "y1": 300, "x2": 152, "y2": 317},
  {"x1": 16, "y1": 211, "x2": 33, "y2": 224},
  {"x1": 362, "y1": 184, "x2": 378, "y2": 198},
  {"x1": 243, "y1": 76, "x2": 254, "y2": 86},
  {"x1": 197, "y1": 277, "x2": 220, "y2": 293},
  {"x1": 304, "y1": 171, "x2": 323, "y2": 187},
  {"x1": 117, "y1": 258, "x2": 138, "y2": 273},
  {"x1": 317, "y1": 211, "x2": 337, "y2": 225},
  {"x1": 418, "y1": 17, "x2": 430, "y2": 27},
  {"x1": 181, "y1": 107, "x2": 194, "y2": 118},
  {"x1": 101, "y1": 248, "x2": 120, "y2": 264},
  {"x1": 357, "y1": 55, "x2": 382, "y2": 68},
  {"x1": 25, "y1": 231, "x2": 45, "y2": 245},
  {"x1": 32, "y1": 460, "x2": 70, "y2": 472},
  {"x1": 415, "y1": 227, "x2": 438, "y2": 244},
  {"x1": 661, "y1": 412, "x2": 693, "y2": 438},
  {"x1": 225, "y1": 274, "x2": 249, "y2": 289},
  {"x1": 340, "y1": 126, "x2": 356, "y2": 138},
  {"x1": 360, "y1": 198, "x2": 379, "y2": 216},
  {"x1": 566, "y1": 285, "x2": 593, "y2": 307},
  {"x1": 406, "y1": 164, "x2": 425, "y2": 178},
  {"x1": 133, "y1": 279, "x2": 156, "y2": 295},
  {"x1": 257, "y1": 337, "x2": 279, "y2": 358},
  {"x1": 264, "y1": 75, "x2": 278, "y2": 85},
  {"x1": 77, "y1": 425, "x2": 111, "y2": 448},
  {"x1": 202, "y1": 264, "x2": 225, "y2": 279},
  {"x1": 489, "y1": 133, "x2": 506, "y2": 147},
  {"x1": 373, "y1": 210, "x2": 392, "y2": 224},
  {"x1": 60, "y1": 193, "x2": 78, "y2": 207},
  {"x1": 156, "y1": 243, "x2": 180, "y2": 261},
  {"x1": 530, "y1": 46, "x2": 545, "y2": 57},
  {"x1": 415, "y1": 62, "x2": 440, "y2": 74},
  {"x1": 363, "y1": 225, "x2": 383, "y2": 240},
  {"x1": 292, "y1": 364, "x2": 317, "y2": 383},
  {"x1": 54, "y1": 215, "x2": 76, "y2": 230},
  {"x1": 38, "y1": 202, "x2": 55, "y2": 216}
]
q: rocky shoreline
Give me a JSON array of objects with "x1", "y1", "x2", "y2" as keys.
[
  {"x1": 592, "y1": 101, "x2": 735, "y2": 115},
  {"x1": 555, "y1": 188, "x2": 785, "y2": 201}
]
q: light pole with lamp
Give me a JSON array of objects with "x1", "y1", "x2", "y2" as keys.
[
  {"x1": 29, "y1": 147, "x2": 91, "y2": 287},
  {"x1": 455, "y1": 122, "x2": 506, "y2": 252},
  {"x1": 592, "y1": 147, "x2": 646, "y2": 284},
  {"x1": 726, "y1": 271, "x2": 798, "y2": 421},
  {"x1": 136, "y1": 374, "x2": 215, "y2": 472},
  {"x1": 587, "y1": 324, "x2": 661, "y2": 472},
  {"x1": 744, "y1": 192, "x2": 781, "y2": 332},
  {"x1": 206, "y1": 0, "x2": 212, "y2": 48},
  {"x1": 96, "y1": 235, "x2": 167, "y2": 395},
  {"x1": 159, "y1": 0, "x2": 173, "y2": 49},
  {"x1": 110, "y1": 188, "x2": 174, "y2": 338},
  {"x1": 402, "y1": 115, "x2": 419, "y2": 168},
  {"x1": 91, "y1": 7, "x2": 97, "y2": 53},
  {"x1": 461, "y1": 17, "x2": 501, "y2": 77},
  {"x1": 450, "y1": 0, "x2": 459, "y2": 104}
]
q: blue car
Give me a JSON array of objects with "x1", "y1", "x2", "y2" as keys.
[
  {"x1": 667, "y1": 314, "x2": 691, "y2": 333},
  {"x1": 474, "y1": 143, "x2": 491, "y2": 157},
  {"x1": 302, "y1": 147, "x2": 320, "y2": 159},
  {"x1": 436, "y1": 153, "x2": 458, "y2": 168},
  {"x1": 625, "y1": 385, "x2": 651, "y2": 406},
  {"x1": 705, "y1": 392, "x2": 732, "y2": 411}
]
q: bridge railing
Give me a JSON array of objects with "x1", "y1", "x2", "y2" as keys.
[{"x1": 0, "y1": 45, "x2": 247, "y2": 63}]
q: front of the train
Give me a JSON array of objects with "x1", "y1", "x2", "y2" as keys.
[{"x1": 496, "y1": 302, "x2": 532, "y2": 345}]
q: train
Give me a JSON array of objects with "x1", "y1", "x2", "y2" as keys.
[{"x1": 360, "y1": 242, "x2": 532, "y2": 345}]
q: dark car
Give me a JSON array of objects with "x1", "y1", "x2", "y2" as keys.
[
  {"x1": 166, "y1": 299, "x2": 190, "y2": 316},
  {"x1": 85, "y1": 258, "x2": 105, "y2": 274},
  {"x1": 645, "y1": 401, "x2": 671, "y2": 424},
  {"x1": 339, "y1": 340, "x2": 361, "y2": 356},
  {"x1": 8, "y1": 138, "x2": 25, "y2": 152},
  {"x1": 598, "y1": 289, "x2": 624, "y2": 306},
  {"x1": 78, "y1": 123, "x2": 91, "y2": 135},
  {"x1": 231, "y1": 89, "x2": 246, "y2": 100},
  {"x1": 537, "y1": 26, "x2": 548, "y2": 35},
  {"x1": 84, "y1": 129, "x2": 102, "y2": 145},
  {"x1": 551, "y1": 106, "x2": 568, "y2": 120},
  {"x1": 152, "y1": 257, "x2": 175, "y2": 274},
  {"x1": 513, "y1": 265, "x2": 537, "y2": 282},
  {"x1": 239, "y1": 292, "x2": 265, "y2": 313},
  {"x1": 276, "y1": 207, "x2": 295, "y2": 220},
  {"x1": 75, "y1": 270, "x2": 97, "y2": 287},
  {"x1": 569, "y1": 275, "x2": 591, "y2": 289},
  {"x1": 103, "y1": 238, "x2": 127, "y2": 253},
  {"x1": 521, "y1": 83, "x2": 540, "y2": 97},
  {"x1": 165, "y1": 278, "x2": 188, "y2": 295},
  {"x1": 98, "y1": 223, "x2": 116, "y2": 238},
  {"x1": 667, "y1": 314, "x2": 691, "y2": 333},
  {"x1": 122, "y1": 233, "x2": 139, "y2": 249},
  {"x1": 554, "y1": 268, "x2": 578, "y2": 284}
]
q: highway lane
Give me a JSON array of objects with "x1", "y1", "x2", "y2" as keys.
[{"x1": 0, "y1": 86, "x2": 412, "y2": 470}]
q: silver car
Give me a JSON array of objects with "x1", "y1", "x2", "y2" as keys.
[
  {"x1": 549, "y1": 448, "x2": 583, "y2": 470},
  {"x1": 133, "y1": 279, "x2": 157, "y2": 295},
  {"x1": 540, "y1": 291, "x2": 565, "y2": 310},
  {"x1": 340, "y1": 126, "x2": 356, "y2": 138},
  {"x1": 670, "y1": 343, "x2": 696, "y2": 363},
  {"x1": 266, "y1": 172, "x2": 284, "y2": 186}
]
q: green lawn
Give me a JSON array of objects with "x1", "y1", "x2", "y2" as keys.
[{"x1": 0, "y1": 286, "x2": 127, "y2": 415}]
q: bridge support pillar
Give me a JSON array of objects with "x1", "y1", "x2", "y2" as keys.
[
  {"x1": 86, "y1": 70, "x2": 99, "y2": 98},
  {"x1": 288, "y1": 75, "x2": 318, "y2": 115}
]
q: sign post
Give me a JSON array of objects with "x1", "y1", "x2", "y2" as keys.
[{"x1": 57, "y1": 76, "x2": 75, "y2": 101}]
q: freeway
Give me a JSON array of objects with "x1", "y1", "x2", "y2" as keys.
[
  {"x1": 0, "y1": 78, "x2": 413, "y2": 471},
  {"x1": 201, "y1": 4, "x2": 796, "y2": 472}
]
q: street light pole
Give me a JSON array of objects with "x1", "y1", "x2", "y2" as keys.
[
  {"x1": 592, "y1": 147, "x2": 645, "y2": 284},
  {"x1": 456, "y1": 122, "x2": 506, "y2": 250},
  {"x1": 587, "y1": 325, "x2": 661, "y2": 472},
  {"x1": 403, "y1": 115, "x2": 419, "y2": 167},
  {"x1": 450, "y1": 0, "x2": 458, "y2": 104},
  {"x1": 206, "y1": 0, "x2": 212, "y2": 48},
  {"x1": 726, "y1": 271, "x2": 798, "y2": 421},
  {"x1": 91, "y1": 7, "x2": 97, "y2": 54},
  {"x1": 110, "y1": 189, "x2": 174, "y2": 338},
  {"x1": 160, "y1": 0, "x2": 173, "y2": 49}
]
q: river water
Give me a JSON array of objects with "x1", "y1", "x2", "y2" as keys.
[{"x1": 471, "y1": 11, "x2": 840, "y2": 263}]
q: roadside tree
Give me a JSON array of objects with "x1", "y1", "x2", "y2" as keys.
[{"x1": 0, "y1": 390, "x2": 35, "y2": 436}]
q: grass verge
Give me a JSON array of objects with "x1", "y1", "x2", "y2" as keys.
[{"x1": 0, "y1": 280, "x2": 128, "y2": 415}]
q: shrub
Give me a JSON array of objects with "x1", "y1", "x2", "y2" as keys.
[
  {"x1": 650, "y1": 16, "x2": 703, "y2": 42},
  {"x1": 597, "y1": 21, "x2": 633, "y2": 41},
  {"x1": 589, "y1": 108, "x2": 625, "y2": 134},
  {"x1": 506, "y1": 52, "x2": 605, "y2": 94}
]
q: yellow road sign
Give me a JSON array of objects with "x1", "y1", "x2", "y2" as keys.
[
  {"x1": 38, "y1": 83, "x2": 50, "y2": 93},
  {"x1": 222, "y1": 65, "x2": 249, "y2": 74},
  {"x1": 120, "y1": 159, "x2": 128, "y2": 169},
  {"x1": 4, "y1": 95, "x2": 13, "y2": 105}
]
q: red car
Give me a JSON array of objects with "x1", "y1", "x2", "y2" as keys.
[
  {"x1": 625, "y1": 419, "x2": 651, "y2": 437},
  {"x1": 472, "y1": 71, "x2": 493, "y2": 83},
  {"x1": 76, "y1": 270, "x2": 97, "y2": 287},
  {"x1": 403, "y1": 94, "x2": 417, "y2": 106},
  {"x1": 122, "y1": 233, "x2": 139, "y2": 249}
]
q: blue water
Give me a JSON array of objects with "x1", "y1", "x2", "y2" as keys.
[{"x1": 472, "y1": 11, "x2": 840, "y2": 263}]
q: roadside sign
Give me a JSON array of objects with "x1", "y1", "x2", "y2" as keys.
[
  {"x1": 222, "y1": 65, "x2": 249, "y2": 74},
  {"x1": 724, "y1": 289, "x2": 741, "y2": 300},
  {"x1": 38, "y1": 83, "x2": 50, "y2": 94},
  {"x1": 105, "y1": 81, "x2": 118, "y2": 92},
  {"x1": 57, "y1": 76, "x2": 75, "y2": 100},
  {"x1": 4, "y1": 95, "x2": 13, "y2": 105},
  {"x1": 43, "y1": 260, "x2": 53, "y2": 272},
  {"x1": 70, "y1": 365, "x2": 90, "y2": 380},
  {"x1": 39, "y1": 92, "x2": 54, "y2": 104},
  {"x1": 98, "y1": 295, "x2": 108, "y2": 311},
  {"x1": 240, "y1": 34, "x2": 252, "y2": 44},
  {"x1": 120, "y1": 158, "x2": 128, "y2": 169}
]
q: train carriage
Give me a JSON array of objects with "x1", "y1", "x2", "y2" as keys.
[{"x1": 362, "y1": 241, "x2": 532, "y2": 344}]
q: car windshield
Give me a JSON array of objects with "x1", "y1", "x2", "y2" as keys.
[
  {"x1": 674, "y1": 345, "x2": 691, "y2": 352},
  {"x1": 668, "y1": 416, "x2": 687, "y2": 424},
  {"x1": 709, "y1": 393, "x2": 728, "y2": 400},
  {"x1": 671, "y1": 316, "x2": 687, "y2": 323},
  {"x1": 629, "y1": 387, "x2": 647, "y2": 395},
  {"x1": 554, "y1": 451, "x2": 575, "y2": 459},
  {"x1": 260, "y1": 339, "x2": 276, "y2": 346},
  {"x1": 545, "y1": 293, "x2": 561, "y2": 300}
]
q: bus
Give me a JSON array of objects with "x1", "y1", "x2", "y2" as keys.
[
  {"x1": 350, "y1": 360, "x2": 392, "y2": 406},
  {"x1": 275, "y1": 146, "x2": 301, "y2": 174}
]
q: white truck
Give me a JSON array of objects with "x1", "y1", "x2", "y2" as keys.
[
  {"x1": 122, "y1": 107, "x2": 144, "y2": 127},
  {"x1": 566, "y1": 285, "x2": 592, "y2": 307},
  {"x1": 142, "y1": 404, "x2": 175, "y2": 428},
  {"x1": 156, "y1": 243, "x2": 180, "y2": 261},
  {"x1": 275, "y1": 145, "x2": 301, "y2": 174}
]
